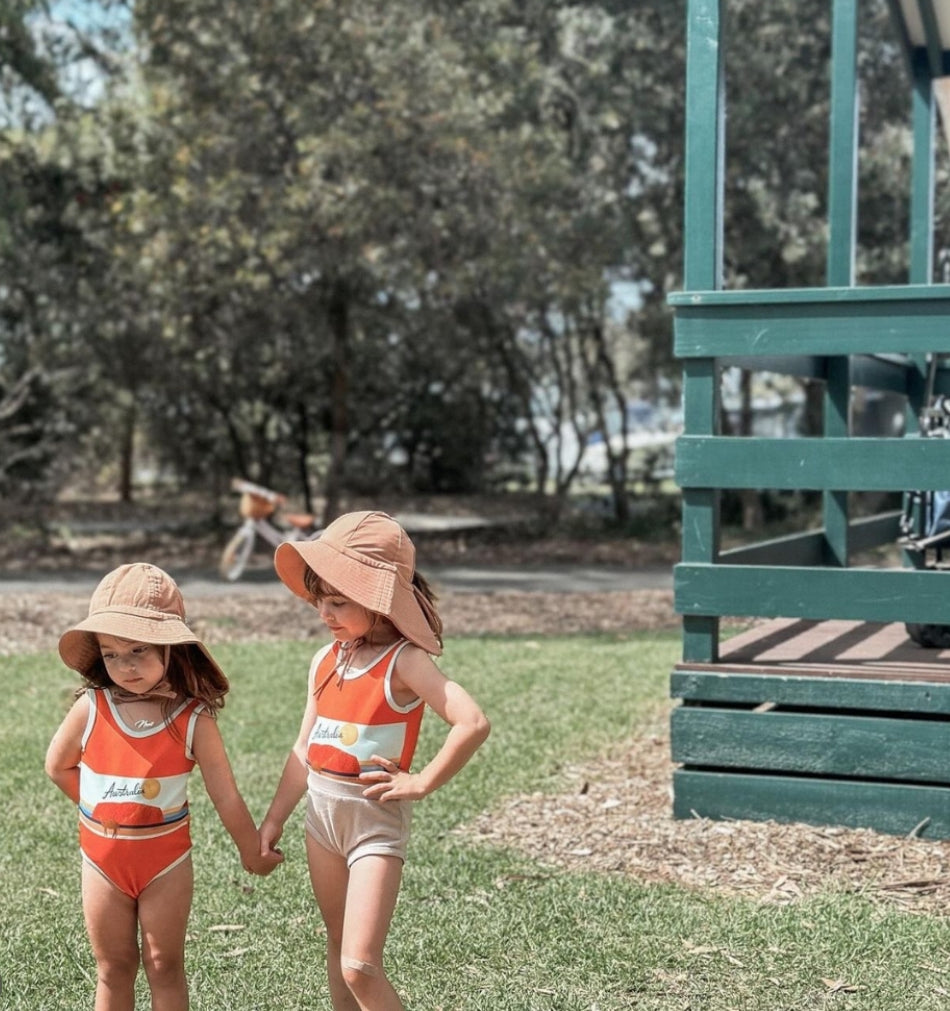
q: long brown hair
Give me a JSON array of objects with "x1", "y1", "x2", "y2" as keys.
[{"x1": 77, "y1": 642, "x2": 229, "y2": 727}]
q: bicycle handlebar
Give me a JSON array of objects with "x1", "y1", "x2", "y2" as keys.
[{"x1": 230, "y1": 477, "x2": 286, "y2": 503}]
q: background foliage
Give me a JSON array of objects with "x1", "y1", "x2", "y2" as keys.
[{"x1": 2, "y1": 0, "x2": 948, "y2": 522}]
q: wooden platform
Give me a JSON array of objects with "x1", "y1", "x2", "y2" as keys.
[
  {"x1": 669, "y1": 618, "x2": 950, "y2": 839},
  {"x1": 679, "y1": 618, "x2": 950, "y2": 683}
]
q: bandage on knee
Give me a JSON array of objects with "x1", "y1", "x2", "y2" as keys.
[{"x1": 341, "y1": 955, "x2": 379, "y2": 977}]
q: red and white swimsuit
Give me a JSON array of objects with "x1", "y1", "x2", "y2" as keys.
[
  {"x1": 306, "y1": 639, "x2": 424, "y2": 779},
  {"x1": 78, "y1": 688, "x2": 204, "y2": 898}
]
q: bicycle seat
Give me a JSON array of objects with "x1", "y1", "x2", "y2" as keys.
[{"x1": 284, "y1": 513, "x2": 317, "y2": 530}]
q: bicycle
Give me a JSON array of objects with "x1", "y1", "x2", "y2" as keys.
[{"x1": 219, "y1": 478, "x2": 323, "y2": 581}]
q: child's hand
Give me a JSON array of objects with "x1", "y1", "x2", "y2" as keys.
[
  {"x1": 242, "y1": 850, "x2": 283, "y2": 876},
  {"x1": 258, "y1": 819, "x2": 283, "y2": 858},
  {"x1": 242, "y1": 838, "x2": 284, "y2": 876},
  {"x1": 359, "y1": 755, "x2": 427, "y2": 802}
]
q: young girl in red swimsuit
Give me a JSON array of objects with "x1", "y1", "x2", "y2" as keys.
[
  {"x1": 46, "y1": 562, "x2": 282, "y2": 1010},
  {"x1": 259, "y1": 511, "x2": 490, "y2": 1011}
]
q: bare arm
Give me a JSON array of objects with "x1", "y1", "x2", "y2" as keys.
[
  {"x1": 45, "y1": 694, "x2": 90, "y2": 803},
  {"x1": 258, "y1": 671, "x2": 321, "y2": 855},
  {"x1": 361, "y1": 648, "x2": 490, "y2": 802},
  {"x1": 192, "y1": 714, "x2": 283, "y2": 876}
]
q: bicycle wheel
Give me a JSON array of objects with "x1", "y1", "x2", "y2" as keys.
[
  {"x1": 219, "y1": 525, "x2": 256, "y2": 581},
  {"x1": 906, "y1": 622, "x2": 950, "y2": 649}
]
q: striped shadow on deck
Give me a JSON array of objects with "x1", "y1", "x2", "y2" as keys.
[{"x1": 671, "y1": 620, "x2": 950, "y2": 839}]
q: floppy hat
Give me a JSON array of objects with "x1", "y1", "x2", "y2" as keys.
[
  {"x1": 58, "y1": 562, "x2": 226, "y2": 680},
  {"x1": 274, "y1": 511, "x2": 443, "y2": 655}
]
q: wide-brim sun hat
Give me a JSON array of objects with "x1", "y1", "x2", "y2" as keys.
[
  {"x1": 274, "y1": 511, "x2": 443, "y2": 656},
  {"x1": 58, "y1": 562, "x2": 226, "y2": 680}
]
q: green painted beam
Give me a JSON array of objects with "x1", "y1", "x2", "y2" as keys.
[
  {"x1": 672, "y1": 769, "x2": 950, "y2": 838},
  {"x1": 680, "y1": 329, "x2": 722, "y2": 661},
  {"x1": 669, "y1": 284, "x2": 950, "y2": 307},
  {"x1": 674, "y1": 563, "x2": 950, "y2": 624},
  {"x1": 671, "y1": 670, "x2": 950, "y2": 714},
  {"x1": 671, "y1": 707, "x2": 950, "y2": 782},
  {"x1": 679, "y1": 0, "x2": 724, "y2": 666},
  {"x1": 672, "y1": 293, "x2": 950, "y2": 357},
  {"x1": 675, "y1": 435, "x2": 950, "y2": 491}
]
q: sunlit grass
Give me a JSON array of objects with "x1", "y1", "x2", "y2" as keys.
[{"x1": 4, "y1": 634, "x2": 949, "y2": 1010}]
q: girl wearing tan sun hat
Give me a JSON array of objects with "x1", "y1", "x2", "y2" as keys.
[
  {"x1": 46, "y1": 562, "x2": 283, "y2": 1009},
  {"x1": 262, "y1": 512, "x2": 490, "y2": 1010},
  {"x1": 58, "y1": 561, "x2": 228, "y2": 688},
  {"x1": 273, "y1": 509, "x2": 444, "y2": 655}
]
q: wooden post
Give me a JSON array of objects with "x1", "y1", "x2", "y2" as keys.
[
  {"x1": 903, "y1": 49, "x2": 938, "y2": 562},
  {"x1": 679, "y1": 0, "x2": 724, "y2": 662},
  {"x1": 823, "y1": 0, "x2": 859, "y2": 567}
]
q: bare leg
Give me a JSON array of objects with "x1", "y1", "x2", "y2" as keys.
[
  {"x1": 138, "y1": 856, "x2": 193, "y2": 1011},
  {"x1": 307, "y1": 834, "x2": 360, "y2": 1011},
  {"x1": 338, "y1": 854, "x2": 405, "y2": 1011},
  {"x1": 81, "y1": 862, "x2": 140, "y2": 1011}
]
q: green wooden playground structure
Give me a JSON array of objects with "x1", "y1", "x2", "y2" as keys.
[{"x1": 669, "y1": 0, "x2": 950, "y2": 838}]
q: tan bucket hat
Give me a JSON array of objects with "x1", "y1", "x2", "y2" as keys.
[
  {"x1": 274, "y1": 511, "x2": 442, "y2": 655},
  {"x1": 58, "y1": 562, "x2": 226, "y2": 680}
]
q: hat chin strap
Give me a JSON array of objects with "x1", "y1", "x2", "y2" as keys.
[{"x1": 109, "y1": 676, "x2": 179, "y2": 706}]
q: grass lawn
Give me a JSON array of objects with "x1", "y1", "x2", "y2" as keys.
[{"x1": 4, "y1": 633, "x2": 950, "y2": 1010}]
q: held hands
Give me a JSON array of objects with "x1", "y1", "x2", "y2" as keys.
[
  {"x1": 359, "y1": 755, "x2": 427, "y2": 802},
  {"x1": 243, "y1": 829, "x2": 284, "y2": 876}
]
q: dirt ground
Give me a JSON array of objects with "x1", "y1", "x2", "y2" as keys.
[{"x1": 6, "y1": 509, "x2": 950, "y2": 917}]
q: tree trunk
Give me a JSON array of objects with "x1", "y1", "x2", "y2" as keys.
[
  {"x1": 322, "y1": 281, "x2": 349, "y2": 526},
  {"x1": 118, "y1": 401, "x2": 136, "y2": 503},
  {"x1": 295, "y1": 400, "x2": 313, "y2": 513}
]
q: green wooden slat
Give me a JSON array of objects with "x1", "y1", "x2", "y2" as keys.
[
  {"x1": 671, "y1": 707, "x2": 950, "y2": 782},
  {"x1": 668, "y1": 284, "x2": 950, "y2": 306},
  {"x1": 674, "y1": 302, "x2": 950, "y2": 358},
  {"x1": 681, "y1": 356, "x2": 720, "y2": 438},
  {"x1": 671, "y1": 670, "x2": 950, "y2": 715},
  {"x1": 675, "y1": 435, "x2": 950, "y2": 491},
  {"x1": 680, "y1": 356, "x2": 721, "y2": 662},
  {"x1": 674, "y1": 563, "x2": 950, "y2": 624},
  {"x1": 672, "y1": 769, "x2": 950, "y2": 838},
  {"x1": 669, "y1": 285, "x2": 950, "y2": 360}
]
